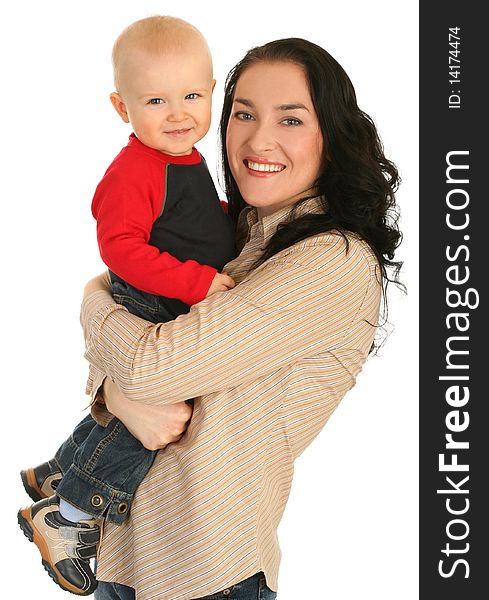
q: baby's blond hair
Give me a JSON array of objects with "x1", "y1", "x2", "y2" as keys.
[{"x1": 112, "y1": 16, "x2": 211, "y2": 91}]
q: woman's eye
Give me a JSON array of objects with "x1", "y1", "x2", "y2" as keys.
[
  {"x1": 234, "y1": 111, "x2": 254, "y2": 121},
  {"x1": 148, "y1": 98, "x2": 164, "y2": 105},
  {"x1": 185, "y1": 93, "x2": 200, "y2": 100},
  {"x1": 282, "y1": 117, "x2": 302, "y2": 126}
]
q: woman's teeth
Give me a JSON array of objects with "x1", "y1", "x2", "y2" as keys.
[{"x1": 246, "y1": 160, "x2": 285, "y2": 173}]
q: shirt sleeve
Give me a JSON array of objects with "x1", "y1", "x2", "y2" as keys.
[
  {"x1": 92, "y1": 160, "x2": 216, "y2": 305},
  {"x1": 81, "y1": 235, "x2": 377, "y2": 406},
  {"x1": 85, "y1": 363, "x2": 113, "y2": 426}
]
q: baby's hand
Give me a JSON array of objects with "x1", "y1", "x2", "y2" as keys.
[{"x1": 206, "y1": 272, "x2": 236, "y2": 297}]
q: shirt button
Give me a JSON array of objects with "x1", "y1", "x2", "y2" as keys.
[
  {"x1": 90, "y1": 494, "x2": 104, "y2": 508},
  {"x1": 222, "y1": 589, "x2": 231, "y2": 596}
]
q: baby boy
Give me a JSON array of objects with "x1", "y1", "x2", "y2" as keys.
[{"x1": 18, "y1": 16, "x2": 236, "y2": 596}]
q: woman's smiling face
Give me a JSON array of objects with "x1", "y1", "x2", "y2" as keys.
[{"x1": 226, "y1": 61, "x2": 324, "y2": 217}]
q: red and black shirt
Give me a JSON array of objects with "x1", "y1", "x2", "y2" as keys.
[{"x1": 92, "y1": 134, "x2": 236, "y2": 306}]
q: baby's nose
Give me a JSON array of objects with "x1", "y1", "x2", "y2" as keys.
[{"x1": 167, "y1": 103, "x2": 187, "y2": 122}]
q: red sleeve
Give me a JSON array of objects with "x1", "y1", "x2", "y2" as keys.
[{"x1": 92, "y1": 155, "x2": 216, "y2": 305}]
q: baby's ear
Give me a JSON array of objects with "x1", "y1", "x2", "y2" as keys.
[
  {"x1": 110, "y1": 92, "x2": 130, "y2": 123},
  {"x1": 211, "y1": 79, "x2": 216, "y2": 93}
]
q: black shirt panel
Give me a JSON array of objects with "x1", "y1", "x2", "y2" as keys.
[{"x1": 149, "y1": 161, "x2": 236, "y2": 271}]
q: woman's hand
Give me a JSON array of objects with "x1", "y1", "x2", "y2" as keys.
[
  {"x1": 83, "y1": 272, "x2": 112, "y2": 300},
  {"x1": 101, "y1": 377, "x2": 193, "y2": 451}
]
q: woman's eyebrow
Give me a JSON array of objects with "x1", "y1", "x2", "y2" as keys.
[
  {"x1": 234, "y1": 97, "x2": 254, "y2": 108},
  {"x1": 276, "y1": 103, "x2": 309, "y2": 111},
  {"x1": 234, "y1": 98, "x2": 309, "y2": 112}
]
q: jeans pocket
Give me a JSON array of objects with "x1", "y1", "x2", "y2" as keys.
[
  {"x1": 194, "y1": 585, "x2": 235, "y2": 600},
  {"x1": 111, "y1": 276, "x2": 159, "y2": 313},
  {"x1": 258, "y1": 575, "x2": 277, "y2": 600}
]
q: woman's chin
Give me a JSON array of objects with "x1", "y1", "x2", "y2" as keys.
[
  {"x1": 241, "y1": 187, "x2": 286, "y2": 209},
  {"x1": 245, "y1": 197, "x2": 280, "y2": 210}
]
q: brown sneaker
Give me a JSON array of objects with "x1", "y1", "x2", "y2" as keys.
[
  {"x1": 20, "y1": 459, "x2": 63, "y2": 502},
  {"x1": 17, "y1": 495, "x2": 99, "y2": 596}
]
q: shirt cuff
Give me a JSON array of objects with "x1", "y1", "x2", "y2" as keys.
[
  {"x1": 85, "y1": 365, "x2": 114, "y2": 426},
  {"x1": 186, "y1": 265, "x2": 217, "y2": 305},
  {"x1": 81, "y1": 289, "x2": 128, "y2": 370}
]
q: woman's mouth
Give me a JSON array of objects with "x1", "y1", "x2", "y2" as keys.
[{"x1": 244, "y1": 159, "x2": 286, "y2": 175}]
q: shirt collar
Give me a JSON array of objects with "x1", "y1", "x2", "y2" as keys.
[
  {"x1": 127, "y1": 133, "x2": 201, "y2": 165},
  {"x1": 243, "y1": 196, "x2": 325, "y2": 244}
]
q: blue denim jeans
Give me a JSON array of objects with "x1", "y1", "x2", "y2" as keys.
[
  {"x1": 94, "y1": 572, "x2": 277, "y2": 600},
  {"x1": 109, "y1": 270, "x2": 190, "y2": 322},
  {"x1": 54, "y1": 274, "x2": 191, "y2": 524}
]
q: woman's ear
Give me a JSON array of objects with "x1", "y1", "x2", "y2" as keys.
[{"x1": 110, "y1": 92, "x2": 130, "y2": 123}]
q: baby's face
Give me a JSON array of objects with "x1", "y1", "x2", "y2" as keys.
[{"x1": 113, "y1": 49, "x2": 214, "y2": 156}]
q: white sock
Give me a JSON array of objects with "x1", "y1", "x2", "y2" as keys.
[{"x1": 58, "y1": 497, "x2": 93, "y2": 523}]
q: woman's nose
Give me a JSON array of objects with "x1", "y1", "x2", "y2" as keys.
[{"x1": 248, "y1": 123, "x2": 276, "y2": 153}]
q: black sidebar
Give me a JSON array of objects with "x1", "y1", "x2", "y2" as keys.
[{"x1": 420, "y1": 3, "x2": 486, "y2": 599}]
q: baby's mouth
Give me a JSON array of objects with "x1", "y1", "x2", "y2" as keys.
[{"x1": 166, "y1": 128, "x2": 192, "y2": 136}]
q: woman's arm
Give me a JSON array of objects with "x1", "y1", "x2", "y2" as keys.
[
  {"x1": 101, "y1": 377, "x2": 192, "y2": 450},
  {"x1": 84, "y1": 271, "x2": 112, "y2": 296},
  {"x1": 82, "y1": 235, "x2": 377, "y2": 406}
]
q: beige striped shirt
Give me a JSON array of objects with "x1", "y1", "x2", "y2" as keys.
[{"x1": 82, "y1": 197, "x2": 381, "y2": 600}]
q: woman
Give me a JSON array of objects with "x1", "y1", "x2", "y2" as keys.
[{"x1": 84, "y1": 38, "x2": 401, "y2": 600}]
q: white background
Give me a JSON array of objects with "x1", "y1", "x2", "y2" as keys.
[{"x1": 0, "y1": 1, "x2": 418, "y2": 598}]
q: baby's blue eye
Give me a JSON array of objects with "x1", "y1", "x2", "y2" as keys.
[{"x1": 148, "y1": 98, "x2": 164, "y2": 105}]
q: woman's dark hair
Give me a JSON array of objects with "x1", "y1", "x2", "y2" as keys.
[{"x1": 219, "y1": 38, "x2": 404, "y2": 333}]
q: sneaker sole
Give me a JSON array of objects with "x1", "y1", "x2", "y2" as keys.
[
  {"x1": 20, "y1": 469, "x2": 44, "y2": 502},
  {"x1": 17, "y1": 507, "x2": 95, "y2": 596}
]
